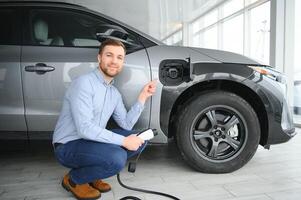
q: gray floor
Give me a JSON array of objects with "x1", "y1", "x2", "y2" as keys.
[{"x1": 0, "y1": 128, "x2": 301, "y2": 200}]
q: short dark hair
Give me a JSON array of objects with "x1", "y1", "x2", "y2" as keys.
[{"x1": 98, "y1": 39, "x2": 126, "y2": 55}]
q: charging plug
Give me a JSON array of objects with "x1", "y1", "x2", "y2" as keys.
[
  {"x1": 137, "y1": 129, "x2": 157, "y2": 140},
  {"x1": 127, "y1": 129, "x2": 158, "y2": 174},
  {"x1": 128, "y1": 162, "x2": 136, "y2": 173}
]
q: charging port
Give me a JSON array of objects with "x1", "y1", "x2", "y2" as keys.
[{"x1": 159, "y1": 59, "x2": 191, "y2": 86}]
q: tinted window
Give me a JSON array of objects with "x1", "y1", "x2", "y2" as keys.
[
  {"x1": 26, "y1": 9, "x2": 143, "y2": 53},
  {"x1": 0, "y1": 9, "x2": 20, "y2": 45}
]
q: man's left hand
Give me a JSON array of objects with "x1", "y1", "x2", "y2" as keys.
[{"x1": 138, "y1": 80, "x2": 157, "y2": 104}]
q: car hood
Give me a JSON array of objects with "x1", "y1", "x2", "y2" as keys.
[{"x1": 190, "y1": 47, "x2": 261, "y2": 65}]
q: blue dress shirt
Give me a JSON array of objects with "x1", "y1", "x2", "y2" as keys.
[{"x1": 52, "y1": 68, "x2": 145, "y2": 146}]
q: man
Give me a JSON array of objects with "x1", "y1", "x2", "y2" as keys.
[{"x1": 53, "y1": 39, "x2": 157, "y2": 200}]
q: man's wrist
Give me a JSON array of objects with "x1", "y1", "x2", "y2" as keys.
[
  {"x1": 112, "y1": 133, "x2": 125, "y2": 146},
  {"x1": 138, "y1": 95, "x2": 147, "y2": 105}
]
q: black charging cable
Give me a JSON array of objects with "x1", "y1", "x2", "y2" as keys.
[{"x1": 117, "y1": 141, "x2": 180, "y2": 200}]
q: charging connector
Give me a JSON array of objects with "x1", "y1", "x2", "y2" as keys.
[
  {"x1": 117, "y1": 128, "x2": 180, "y2": 200},
  {"x1": 128, "y1": 162, "x2": 136, "y2": 173},
  {"x1": 128, "y1": 129, "x2": 157, "y2": 173},
  {"x1": 136, "y1": 129, "x2": 157, "y2": 140}
]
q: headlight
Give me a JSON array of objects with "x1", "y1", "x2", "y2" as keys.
[
  {"x1": 249, "y1": 65, "x2": 287, "y2": 100},
  {"x1": 249, "y1": 66, "x2": 294, "y2": 132},
  {"x1": 249, "y1": 66, "x2": 286, "y2": 84}
]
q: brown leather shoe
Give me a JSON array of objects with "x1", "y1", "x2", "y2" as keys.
[
  {"x1": 90, "y1": 179, "x2": 111, "y2": 193},
  {"x1": 62, "y1": 174, "x2": 101, "y2": 200}
]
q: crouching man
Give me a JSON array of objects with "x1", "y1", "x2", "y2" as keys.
[{"x1": 52, "y1": 39, "x2": 157, "y2": 200}]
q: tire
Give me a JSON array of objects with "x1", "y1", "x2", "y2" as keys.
[{"x1": 176, "y1": 91, "x2": 260, "y2": 173}]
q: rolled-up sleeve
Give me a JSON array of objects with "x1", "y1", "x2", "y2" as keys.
[
  {"x1": 112, "y1": 93, "x2": 145, "y2": 130},
  {"x1": 68, "y1": 78, "x2": 125, "y2": 145}
]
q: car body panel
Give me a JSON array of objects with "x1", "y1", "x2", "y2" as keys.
[
  {"x1": 21, "y1": 46, "x2": 151, "y2": 138},
  {"x1": 146, "y1": 45, "x2": 219, "y2": 143},
  {"x1": 191, "y1": 47, "x2": 261, "y2": 65},
  {"x1": 0, "y1": 45, "x2": 27, "y2": 132},
  {"x1": 242, "y1": 73, "x2": 294, "y2": 144},
  {"x1": 158, "y1": 59, "x2": 295, "y2": 145},
  {"x1": 0, "y1": 6, "x2": 26, "y2": 133}
]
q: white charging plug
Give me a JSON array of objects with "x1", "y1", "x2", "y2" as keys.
[{"x1": 136, "y1": 129, "x2": 157, "y2": 140}]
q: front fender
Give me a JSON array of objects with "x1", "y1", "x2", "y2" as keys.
[{"x1": 159, "y1": 62, "x2": 256, "y2": 136}]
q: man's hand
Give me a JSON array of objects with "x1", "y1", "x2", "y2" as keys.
[
  {"x1": 122, "y1": 134, "x2": 144, "y2": 151},
  {"x1": 138, "y1": 80, "x2": 157, "y2": 104}
]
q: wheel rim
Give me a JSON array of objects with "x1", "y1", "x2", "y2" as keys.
[{"x1": 190, "y1": 105, "x2": 247, "y2": 162}]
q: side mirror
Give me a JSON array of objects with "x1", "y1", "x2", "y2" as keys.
[
  {"x1": 96, "y1": 24, "x2": 141, "y2": 49},
  {"x1": 96, "y1": 24, "x2": 129, "y2": 42}
]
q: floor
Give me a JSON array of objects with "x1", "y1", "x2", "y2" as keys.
[{"x1": 0, "y1": 128, "x2": 301, "y2": 200}]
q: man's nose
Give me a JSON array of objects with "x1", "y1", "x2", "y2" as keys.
[{"x1": 111, "y1": 56, "x2": 118, "y2": 63}]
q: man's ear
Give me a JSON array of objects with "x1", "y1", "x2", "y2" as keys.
[{"x1": 97, "y1": 54, "x2": 101, "y2": 63}]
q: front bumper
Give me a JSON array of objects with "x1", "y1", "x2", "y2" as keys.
[
  {"x1": 252, "y1": 72, "x2": 297, "y2": 145},
  {"x1": 267, "y1": 94, "x2": 296, "y2": 145}
]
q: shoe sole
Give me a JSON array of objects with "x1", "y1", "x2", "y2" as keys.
[
  {"x1": 97, "y1": 188, "x2": 111, "y2": 193},
  {"x1": 89, "y1": 183, "x2": 111, "y2": 193},
  {"x1": 61, "y1": 180, "x2": 101, "y2": 200}
]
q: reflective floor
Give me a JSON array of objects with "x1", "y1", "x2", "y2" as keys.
[{"x1": 0, "y1": 128, "x2": 300, "y2": 200}]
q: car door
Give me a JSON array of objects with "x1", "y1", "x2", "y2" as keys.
[
  {"x1": 21, "y1": 7, "x2": 151, "y2": 139},
  {"x1": 0, "y1": 7, "x2": 27, "y2": 137}
]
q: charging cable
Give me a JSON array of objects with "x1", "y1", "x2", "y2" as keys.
[{"x1": 117, "y1": 129, "x2": 180, "y2": 200}]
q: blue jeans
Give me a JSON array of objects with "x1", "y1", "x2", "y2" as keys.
[{"x1": 54, "y1": 129, "x2": 147, "y2": 184}]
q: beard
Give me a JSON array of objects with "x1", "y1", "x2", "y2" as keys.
[{"x1": 100, "y1": 64, "x2": 121, "y2": 78}]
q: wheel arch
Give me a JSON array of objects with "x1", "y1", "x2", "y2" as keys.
[{"x1": 167, "y1": 79, "x2": 269, "y2": 146}]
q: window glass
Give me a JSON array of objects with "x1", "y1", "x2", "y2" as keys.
[
  {"x1": 249, "y1": 1, "x2": 270, "y2": 64},
  {"x1": 162, "y1": 29, "x2": 182, "y2": 45},
  {"x1": 245, "y1": 0, "x2": 260, "y2": 7},
  {"x1": 294, "y1": 0, "x2": 301, "y2": 123},
  {"x1": 189, "y1": 0, "x2": 271, "y2": 63},
  {"x1": 192, "y1": 33, "x2": 200, "y2": 47},
  {"x1": 204, "y1": 9, "x2": 218, "y2": 28},
  {"x1": 27, "y1": 9, "x2": 142, "y2": 52},
  {"x1": 203, "y1": 26, "x2": 217, "y2": 49},
  {"x1": 222, "y1": 14, "x2": 243, "y2": 54},
  {"x1": 192, "y1": 19, "x2": 202, "y2": 34},
  {"x1": 0, "y1": 9, "x2": 19, "y2": 45},
  {"x1": 222, "y1": 0, "x2": 244, "y2": 18}
]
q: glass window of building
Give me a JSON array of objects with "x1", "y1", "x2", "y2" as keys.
[
  {"x1": 294, "y1": 0, "x2": 301, "y2": 124},
  {"x1": 188, "y1": 0, "x2": 270, "y2": 64},
  {"x1": 222, "y1": 0, "x2": 244, "y2": 18},
  {"x1": 203, "y1": 26, "x2": 218, "y2": 49},
  {"x1": 204, "y1": 9, "x2": 218, "y2": 27},
  {"x1": 249, "y1": 1, "x2": 270, "y2": 64},
  {"x1": 222, "y1": 14, "x2": 244, "y2": 54}
]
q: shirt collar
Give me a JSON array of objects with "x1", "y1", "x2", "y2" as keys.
[{"x1": 94, "y1": 68, "x2": 114, "y2": 86}]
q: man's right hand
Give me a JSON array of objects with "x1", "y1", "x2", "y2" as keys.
[{"x1": 122, "y1": 134, "x2": 144, "y2": 151}]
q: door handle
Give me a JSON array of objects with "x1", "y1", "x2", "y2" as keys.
[{"x1": 25, "y1": 63, "x2": 55, "y2": 74}]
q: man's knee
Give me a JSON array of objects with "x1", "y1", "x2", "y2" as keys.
[{"x1": 109, "y1": 149, "x2": 127, "y2": 172}]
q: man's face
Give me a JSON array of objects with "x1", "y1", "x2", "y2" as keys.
[{"x1": 98, "y1": 45, "x2": 125, "y2": 78}]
